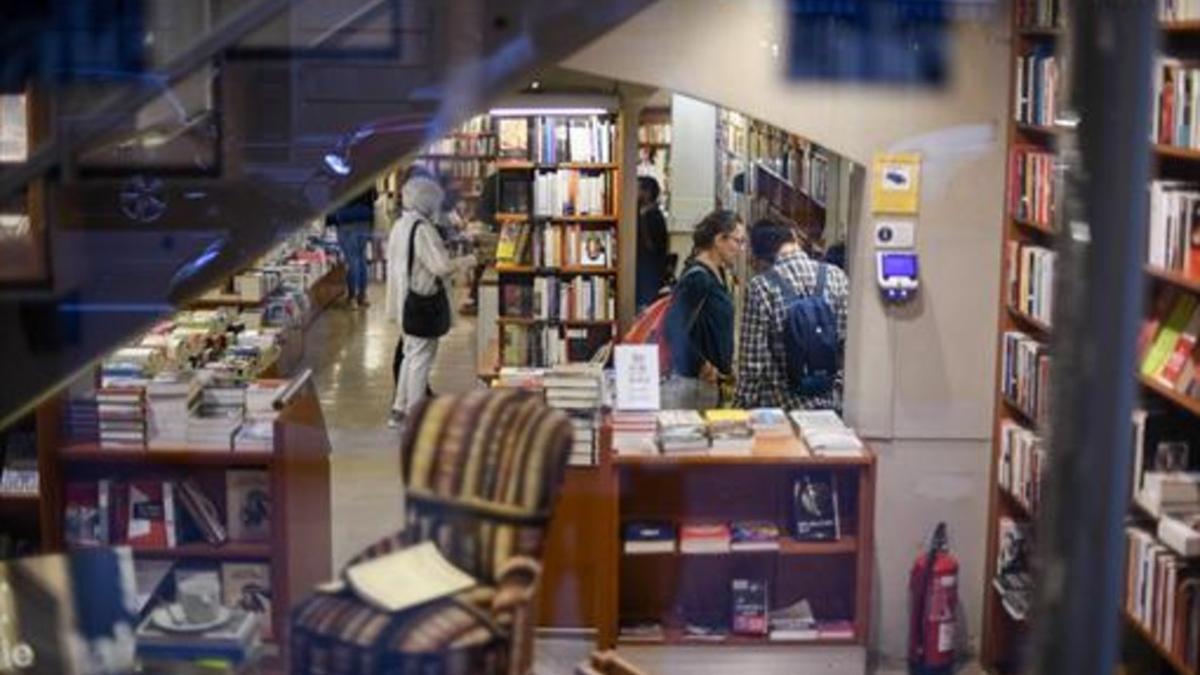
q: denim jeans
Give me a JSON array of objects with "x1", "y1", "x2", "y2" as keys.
[{"x1": 336, "y1": 222, "x2": 371, "y2": 301}]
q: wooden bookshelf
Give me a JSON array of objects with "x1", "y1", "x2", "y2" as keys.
[
  {"x1": 495, "y1": 265, "x2": 618, "y2": 276},
  {"x1": 1123, "y1": 611, "x2": 1198, "y2": 675},
  {"x1": 1139, "y1": 375, "x2": 1200, "y2": 419},
  {"x1": 41, "y1": 373, "x2": 332, "y2": 664},
  {"x1": 618, "y1": 627, "x2": 859, "y2": 648},
  {"x1": 613, "y1": 434, "x2": 875, "y2": 649},
  {"x1": 1145, "y1": 265, "x2": 1200, "y2": 294},
  {"x1": 1153, "y1": 144, "x2": 1200, "y2": 162},
  {"x1": 982, "y1": 8, "x2": 1060, "y2": 670}
]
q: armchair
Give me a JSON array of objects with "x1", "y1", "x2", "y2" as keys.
[{"x1": 290, "y1": 390, "x2": 573, "y2": 674}]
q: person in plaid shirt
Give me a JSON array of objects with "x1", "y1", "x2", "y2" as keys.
[{"x1": 735, "y1": 220, "x2": 850, "y2": 412}]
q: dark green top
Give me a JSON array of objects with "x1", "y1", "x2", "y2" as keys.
[{"x1": 665, "y1": 260, "x2": 734, "y2": 377}]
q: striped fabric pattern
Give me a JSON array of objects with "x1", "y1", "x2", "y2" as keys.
[{"x1": 291, "y1": 391, "x2": 572, "y2": 675}]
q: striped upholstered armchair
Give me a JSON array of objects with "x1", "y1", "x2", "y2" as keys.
[{"x1": 290, "y1": 390, "x2": 573, "y2": 674}]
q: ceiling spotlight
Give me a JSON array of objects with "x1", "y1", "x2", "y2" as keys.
[{"x1": 530, "y1": 80, "x2": 541, "y2": 90}]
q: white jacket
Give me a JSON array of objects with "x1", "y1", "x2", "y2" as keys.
[{"x1": 385, "y1": 176, "x2": 475, "y2": 325}]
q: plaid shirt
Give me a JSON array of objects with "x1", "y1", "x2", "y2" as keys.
[{"x1": 735, "y1": 249, "x2": 849, "y2": 412}]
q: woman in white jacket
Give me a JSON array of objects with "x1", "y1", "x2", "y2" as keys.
[{"x1": 386, "y1": 175, "x2": 476, "y2": 426}]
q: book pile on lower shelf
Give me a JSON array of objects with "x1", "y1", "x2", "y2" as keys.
[
  {"x1": 491, "y1": 367, "x2": 547, "y2": 391},
  {"x1": 1015, "y1": 48, "x2": 1058, "y2": 128},
  {"x1": 500, "y1": 323, "x2": 611, "y2": 368},
  {"x1": 1153, "y1": 58, "x2": 1200, "y2": 152},
  {"x1": 1009, "y1": 146, "x2": 1056, "y2": 229},
  {"x1": 1124, "y1": 526, "x2": 1200, "y2": 671},
  {"x1": 993, "y1": 516, "x2": 1034, "y2": 622},
  {"x1": 64, "y1": 469, "x2": 270, "y2": 552},
  {"x1": 501, "y1": 275, "x2": 615, "y2": 322},
  {"x1": 657, "y1": 410, "x2": 709, "y2": 455},
  {"x1": 134, "y1": 558, "x2": 269, "y2": 664}
]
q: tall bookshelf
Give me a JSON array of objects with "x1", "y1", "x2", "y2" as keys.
[
  {"x1": 411, "y1": 114, "x2": 496, "y2": 204},
  {"x1": 983, "y1": 3, "x2": 1200, "y2": 673},
  {"x1": 491, "y1": 110, "x2": 622, "y2": 369}
]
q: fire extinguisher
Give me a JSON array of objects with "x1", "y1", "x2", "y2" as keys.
[{"x1": 908, "y1": 522, "x2": 958, "y2": 675}]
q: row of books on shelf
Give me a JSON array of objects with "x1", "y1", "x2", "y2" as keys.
[
  {"x1": 495, "y1": 222, "x2": 613, "y2": 268},
  {"x1": 501, "y1": 276, "x2": 615, "y2": 322},
  {"x1": 1014, "y1": 49, "x2": 1058, "y2": 128},
  {"x1": 532, "y1": 169, "x2": 613, "y2": 217},
  {"x1": 135, "y1": 558, "x2": 270, "y2": 663},
  {"x1": 997, "y1": 420, "x2": 1044, "y2": 517},
  {"x1": 65, "y1": 470, "x2": 270, "y2": 550},
  {"x1": 624, "y1": 507, "x2": 844, "y2": 556},
  {"x1": 1162, "y1": 0, "x2": 1200, "y2": 21},
  {"x1": 638, "y1": 121, "x2": 671, "y2": 145},
  {"x1": 499, "y1": 324, "x2": 612, "y2": 368},
  {"x1": 1009, "y1": 146, "x2": 1057, "y2": 229},
  {"x1": 541, "y1": 364, "x2": 604, "y2": 466},
  {"x1": 1125, "y1": 526, "x2": 1200, "y2": 670},
  {"x1": 1148, "y1": 179, "x2": 1200, "y2": 279},
  {"x1": 496, "y1": 115, "x2": 615, "y2": 164},
  {"x1": 1154, "y1": 58, "x2": 1200, "y2": 151},
  {"x1": 1015, "y1": 0, "x2": 1060, "y2": 30},
  {"x1": 421, "y1": 133, "x2": 495, "y2": 157},
  {"x1": 411, "y1": 155, "x2": 490, "y2": 181},
  {"x1": 1139, "y1": 288, "x2": 1200, "y2": 397},
  {"x1": 68, "y1": 374, "x2": 289, "y2": 452},
  {"x1": 619, "y1": 591, "x2": 853, "y2": 643},
  {"x1": 1000, "y1": 330, "x2": 1051, "y2": 426},
  {"x1": 1006, "y1": 242, "x2": 1056, "y2": 326},
  {"x1": 611, "y1": 408, "x2": 863, "y2": 458}
]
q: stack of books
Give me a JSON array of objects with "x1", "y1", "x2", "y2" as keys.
[
  {"x1": 1141, "y1": 472, "x2": 1200, "y2": 517},
  {"x1": 622, "y1": 520, "x2": 676, "y2": 554},
  {"x1": 705, "y1": 409, "x2": 754, "y2": 455},
  {"x1": 611, "y1": 410, "x2": 658, "y2": 456},
  {"x1": 98, "y1": 387, "x2": 147, "y2": 450},
  {"x1": 235, "y1": 379, "x2": 287, "y2": 453},
  {"x1": 146, "y1": 373, "x2": 200, "y2": 450},
  {"x1": 730, "y1": 521, "x2": 782, "y2": 552},
  {"x1": 187, "y1": 386, "x2": 245, "y2": 451},
  {"x1": 768, "y1": 598, "x2": 817, "y2": 641},
  {"x1": 748, "y1": 408, "x2": 792, "y2": 439},
  {"x1": 680, "y1": 522, "x2": 732, "y2": 554},
  {"x1": 100, "y1": 347, "x2": 161, "y2": 388},
  {"x1": 492, "y1": 367, "x2": 546, "y2": 391},
  {"x1": 789, "y1": 410, "x2": 863, "y2": 457},
  {"x1": 64, "y1": 396, "x2": 99, "y2": 442},
  {"x1": 618, "y1": 621, "x2": 665, "y2": 643},
  {"x1": 0, "y1": 428, "x2": 37, "y2": 496},
  {"x1": 1124, "y1": 526, "x2": 1200, "y2": 668},
  {"x1": 657, "y1": 410, "x2": 709, "y2": 455},
  {"x1": 544, "y1": 365, "x2": 603, "y2": 466},
  {"x1": 994, "y1": 516, "x2": 1033, "y2": 622}
]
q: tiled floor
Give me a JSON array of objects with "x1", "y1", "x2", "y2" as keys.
[{"x1": 301, "y1": 281, "x2": 981, "y2": 674}]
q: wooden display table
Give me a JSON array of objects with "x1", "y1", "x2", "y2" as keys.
[{"x1": 537, "y1": 423, "x2": 876, "y2": 650}]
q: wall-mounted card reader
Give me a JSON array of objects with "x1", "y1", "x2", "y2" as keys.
[{"x1": 876, "y1": 251, "x2": 919, "y2": 303}]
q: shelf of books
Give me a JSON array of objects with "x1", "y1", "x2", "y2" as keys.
[
  {"x1": 34, "y1": 264, "x2": 336, "y2": 665},
  {"x1": 638, "y1": 106, "x2": 672, "y2": 213},
  {"x1": 410, "y1": 115, "x2": 496, "y2": 200},
  {"x1": 490, "y1": 110, "x2": 622, "y2": 374},
  {"x1": 612, "y1": 409, "x2": 875, "y2": 649},
  {"x1": 984, "y1": 2, "x2": 1200, "y2": 673}
]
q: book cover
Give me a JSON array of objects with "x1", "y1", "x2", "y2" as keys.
[
  {"x1": 221, "y1": 561, "x2": 273, "y2": 640},
  {"x1": 578, "y1": 231, "x2": 609, "y2": 267},
  {"x1": 730, "y1": 578, "x2": 769, "y2": 636},
  {"x1": 497, "y1": 118, "x2": 529, "y2": 159},
  {"x1": 225, "y1": 470, "x2": 271, "y2": 542},
  {"x1": 126, "y1": 480, "x2": 172, "y2": 549},
  {"x1": 64, "y1": 482, "x2": 104, "y2": 547},
  {"x1": 730, "y1": 521, "x2": 782, "y2": 551},
  {"x1": 1159, "y1": 302, "x2": 1200, "y2": 386},
  {"x1": 176, "y1": 478, "x2": 229, "y2": 546},
  {"x1": 1142, "y1": 294, "x2": 1199, "y2": 378},
  {"x1": 345, "y1": 541, "x2": 474, "y2": 613},
  {"x1": 791, "y1": 471, "x2": 840, "y2": 541}
]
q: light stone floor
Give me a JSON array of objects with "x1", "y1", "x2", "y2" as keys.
[{"x1": 302, "y1": 281, "x2": 984, "y2": 675}]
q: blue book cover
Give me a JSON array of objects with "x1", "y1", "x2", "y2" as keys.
[{"x1": 623, "y1": 520, "x2": 676, "y2": 542}]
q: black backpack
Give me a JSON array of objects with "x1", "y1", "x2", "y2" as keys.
[{"x1": 764, "y1": 263, "x2": 839, "y2": 397}]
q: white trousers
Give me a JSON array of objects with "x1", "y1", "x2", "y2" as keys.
[{"x1": 392, "y1": 335, "x2": 439, "y2": 414}]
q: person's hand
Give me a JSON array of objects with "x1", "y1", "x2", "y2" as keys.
[
  {"x1": 699, "y1": 362, "x2": 719, "y2": 385},
  {"x1": 458, "y1": 254, "x2": 478, "y2": 270}
]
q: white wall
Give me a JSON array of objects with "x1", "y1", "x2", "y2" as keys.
[{"x1": 563, "y1": 0, "x2": 1008, "y2": 664}]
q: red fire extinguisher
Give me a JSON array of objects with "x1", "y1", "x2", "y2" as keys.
[{"x1": 908, "y1": 522, "x2": 958, "y2": 675}]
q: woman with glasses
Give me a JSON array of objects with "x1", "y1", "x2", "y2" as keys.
[{"x1": 662, "y1": 209, "x2": 745, "y2": 410}]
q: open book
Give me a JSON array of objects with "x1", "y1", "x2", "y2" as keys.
[{"x1": 343, "y1": 542, "x2": 475, "y2": 613}]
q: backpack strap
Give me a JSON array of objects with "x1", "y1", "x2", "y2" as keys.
[
  {"x1": 765, "y1": 268, "x2": 799, "y2": 302},
  {"x1": 815, "y1": 262, "x2": 828, "y2": 298}
]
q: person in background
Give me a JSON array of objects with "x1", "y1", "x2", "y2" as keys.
[
  {"x1": 662, "y1": 209, "x2": 745, "y2": 410},
  {"x1": 735, "y1": 218, "x2": 850, "y2": 412},
  {"x1": 326, "y1": 186, "x2": 376, "y2": 308},
  {"x1": 385, "y1": 175, "x2": 476, "y2": 427},
  {"x1": 749, "y1": 217, "x2": 793, "y2": 275},
  {"x1": 636, "y1": 176, "x2": 670, "y2": 310}
]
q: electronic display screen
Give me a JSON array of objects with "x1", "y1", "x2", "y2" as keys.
[{"x1": 881, "y1": 253, "x2": 917, "y2": 278}]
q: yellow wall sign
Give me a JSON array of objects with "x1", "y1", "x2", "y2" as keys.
[{"x1": 871, "y1": 153, "x2": 921, "y2": 215}]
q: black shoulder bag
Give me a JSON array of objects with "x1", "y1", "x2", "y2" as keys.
[{"x1": 402, "y1": 219, "x2": 451, "y2": 338}]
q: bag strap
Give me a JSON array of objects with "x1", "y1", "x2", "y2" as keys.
[
  {"x1": 815, "y1": 262, "x2": 828, "y2": 299},
  {"x1": 406, "y1": 218, "x2": 444, "y2": 290},
  {"x1": 677, "y1": 265, "x2": 711, "y2": 333}
]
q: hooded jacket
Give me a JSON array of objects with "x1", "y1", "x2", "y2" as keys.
[{"x1": 385, "y1": 176, "x2": 473, "y2": 326}]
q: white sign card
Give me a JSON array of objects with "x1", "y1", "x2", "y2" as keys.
[{"x1": 614, "y1": 344, "x2": 661, "y2": 411}]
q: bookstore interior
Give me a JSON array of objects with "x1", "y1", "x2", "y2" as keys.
[{"x1": 0, "y1": 1, "x2": 1199, "y2": 674}]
